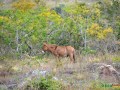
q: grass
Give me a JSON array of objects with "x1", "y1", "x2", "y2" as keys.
[
  {"x1": 0, "y1": 52, "x2": 120, "y2": 90},
  {"x1": 87, "y1": 81, "x2": 120, "y2": 90}
]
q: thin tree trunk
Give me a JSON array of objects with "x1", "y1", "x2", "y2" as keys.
[
  {"x1": 16, "y1": 30, "x2": 19, "y2": 52},
  {"x1": 84, "y1": 16, "x2": 89, "y2": 49}
]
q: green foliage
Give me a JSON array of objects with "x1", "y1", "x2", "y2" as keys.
[
  {"x1": 98, "y1": 0, "x2": 120, "y2": 39},
  {"x1": 112, "y1": 56, "x2": 120, "y2": 62},
  {"x1": 88, "y1": 81, "x2": 119, "y2": 90},
  {"x1": 81, "y1": 47, "x2": 96, "y2": 55},
  {"x1": 63, "y1": 3, "x2": 90, "y2": 16},
  {"x1": 0, "y1": 0, "x2": 119, "y2": 57},
  {"x1": 26, "y1": 76, "x2": 64, "y2": 90},
  {"x1": 12, "y1": 0, "x2": 36, "y2": 11},
  {"x1": 87, "y1": 23, "x2": 113, "y2": 40}
]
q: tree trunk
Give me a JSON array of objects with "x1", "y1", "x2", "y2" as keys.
[{"x1": 16, "y1": 30, "x2": 19, "y2": 52}]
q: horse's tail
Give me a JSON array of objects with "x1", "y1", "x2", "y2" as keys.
[{"x1": 73, "y1": 51, "x2": 76, "y2": 63}]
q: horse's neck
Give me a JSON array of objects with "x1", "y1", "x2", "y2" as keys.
[
  {"x1": 49, "y1": 48, "x2": 55, "y2": 53},
  {"x1": 48, "y1": 45, "x2": 57, "y2": 53}
]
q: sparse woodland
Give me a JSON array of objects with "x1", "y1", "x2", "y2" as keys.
[{"x1": 0, "y1": 0, "x2": 120, "y2": 90}]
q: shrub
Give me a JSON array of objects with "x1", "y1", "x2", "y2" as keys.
[
  {"x1": 87, "y1": 81, "x2": 117, "y2": 90},
  {"x1": 112, "y1": 56, "x2": 120, "y2": 62},
  {"x1": 81, "y1": 47, "x2": 96, "y2": 55},
  {"x1": 25, "y1": 76, "x2": 64, "y2": 90}
]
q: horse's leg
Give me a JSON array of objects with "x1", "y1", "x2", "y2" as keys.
[
  {"x1": 69, "y1": 53, "x2": 75, "y2": 63},
  {"x1": 56, "y1": 56, "x2": 60, "y2": 63},
  {"x1": 54, "y1": 52, "x2": 62, "y2": 67},
  {"x1": 73, "y1": 53, "x2": 75, "y2": 63},
  {"x1": 69, "y1": 54, "x2": 73, "y2": 63},
  {"x1": 55, "y1": 56, "x2": 62, "y2": 67}
]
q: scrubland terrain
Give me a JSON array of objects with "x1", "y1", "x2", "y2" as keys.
[
  {"x1": 0, "y1": 52, "x2": 120, "y2": 90},
  {"x1": 0, "y1": 0, "x2": 120, "y2": 90}
]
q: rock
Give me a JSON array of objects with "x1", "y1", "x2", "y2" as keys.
[{"x1": 98, "y1": 64, "x2": 120, "y2": 84}]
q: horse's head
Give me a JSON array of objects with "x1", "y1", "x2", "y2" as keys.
[
  {"x1": 42, "y1": 43, "x2": 48, "y2": 51},
  {"x1": 42, "y1": 43, "x2": 57, "y2": 54}
]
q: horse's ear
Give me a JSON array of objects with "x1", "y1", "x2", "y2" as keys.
[
  {"x1": 54, "y1": 45, "x2": 57, "y2": 49},
  {"x1": 51, "y1": 45, "x2": 57, "y2": 50},
  {"x1": 43, "y1": 41, "x2": 48, "y2": 45},
  {"x1": 43, "y1": 43, "x2": 47, "y2": 46}
]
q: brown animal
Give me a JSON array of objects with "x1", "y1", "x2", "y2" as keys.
[{"x1": 42, "y1": 43, "x2": 75, "y2": 63}]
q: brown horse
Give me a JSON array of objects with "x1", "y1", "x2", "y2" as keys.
[{"x1": 42, "y1": 43, "x2": 75, "y2": 63}]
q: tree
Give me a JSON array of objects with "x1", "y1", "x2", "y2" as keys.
[{"x1": 98, "y1": 0, "x2": 120, "y2": 39}]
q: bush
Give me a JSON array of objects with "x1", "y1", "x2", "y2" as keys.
[
  {"x1": 112, "y1": 56, "x2": 120, "y2": 62},
  {"x1": 81, "y1": 47, "x2": 96, "y2": 55},
  {"x1": 25, "y1": 76, "x2": 64, "y2": 90}
]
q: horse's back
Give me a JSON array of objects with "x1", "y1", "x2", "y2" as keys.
[{"x1": 66, "y1": 46, "x2": 75, "y2": 52}]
